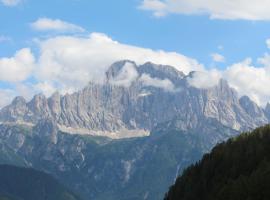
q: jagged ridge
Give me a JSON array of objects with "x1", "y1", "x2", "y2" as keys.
[{"x1": 0, "y1": 61, "x2": 269, "y2": 138}]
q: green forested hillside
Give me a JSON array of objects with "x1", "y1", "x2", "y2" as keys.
[
  {"x1": 165, "y1": 125, "x2": 270, "y2": 200},
  {"x1": 0, "y1": 165, "x2": 81, "y2": 200}
]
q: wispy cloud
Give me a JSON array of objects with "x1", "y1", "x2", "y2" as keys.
[
  {"x1": 139, "y1": 0, "x2": 270, "y2": 20},
  {"x1": 211, "y1": 53, "x2": 225, "y2": 63},
  {"x1": 140, "y1": 73, "x2": 177, "y2": 92},
  {"x1": 1, "y1": 0, "x2": 21, "y2": 7},
  {"x1": 31, "y1": 18, "x2": 85, "y2": 33}
]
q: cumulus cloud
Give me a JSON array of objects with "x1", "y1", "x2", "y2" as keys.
[
  {"x1": 211, "y1": 53, "x2": 225, "y2": 63},
  {"x1": 0, "y1": 48, "x2": 35, "y2": 82},
  {"x1": 0, "y1": 31, "x2": 202, "y2": 107},
  {"x1": 188, "y1": 55, "x2": 270, "y2": 106},
  {"x1": 223, "y1": 58, "x2": 270, "y2": 106},
  {"x1": 187, "y1": 69, "x2": 222, "y2": 89},
  {"x1": 1, "y1": 0, "x2": 21, "y2": 6},
  {"x1": 34, "y1": 32, "x2": 202, "y2": 95},
  {"x1": 139, "y1": 0, "x2": 270, "y2": 20},
  {"x1": 1, "y1": 27, "x2": 270, "y2": 109},
  {"x1": 186, "y1": 38, "x2": 270, "y2": 106},
  {"x1": 31, "y1": 18, "x2": 85, "y2": 33},
  {"x1": 140, "y1": 73, "x2": 176, "y2": 91}
]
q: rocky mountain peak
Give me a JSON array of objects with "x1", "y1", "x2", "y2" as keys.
[
  {"x1": 213, "y1": 79, "x2": 238, "y2": 102},
  {"x1": 264, "y1": 103, "x2": 270, "y2": 119},
  {"x1": 11, "y1": 96, "x2": 27, "y2": 106},
  {"x1": 31, "y1": 93, "x2": 47, "y2": 103},
  {"x1": 28, "y1": 93, "x2": 51, "y2": 118},
  {"x1": 0, "y1": 60, "x2": 269, "y2": 138},
  {"x1": 106, "y1": 60, "x2": 185, "y2": 86},
  {"x1": 0, "y1": 96, "x2": 28, "y2": 122},
  {"x1": 239, "y1": 95, "x2": 264, "y2": 116},
  {"x1": 138, "y1": 62, "x2": 185, "y2": 84},
  {"x1": 106, "y1": 60, "x2": 137, "y2": 81}
]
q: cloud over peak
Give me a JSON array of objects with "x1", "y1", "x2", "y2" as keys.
[
  {"x1": 1, "y1": 20, "x2": 270, "y2": 108},
  {"x1": 35, "y1": 32, "x2": 203, "y2": 94}
]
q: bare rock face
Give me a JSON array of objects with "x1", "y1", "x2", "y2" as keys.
[
  {"x1": 0, "y1": 60, "x2": 269, "y2": 138},
  {"x1": 0, "y1": 96, "x2": 28, "y2": 122},
  {"x1": 264, "y1": 103, "x2": 270, "y2": 119},
  {"x1": 33, "y1": 119, "x2": 59, "y2": 144}
]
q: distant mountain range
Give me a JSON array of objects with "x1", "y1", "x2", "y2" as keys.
[
  {"x1": 0, "y1": 164, "x2": 81, "y2": 200},
  {"x1": 165, "y1": 125, "x2": 270, "y2": 200},
  {"x1": 0, "y1": 60, "x2": 269, "y2": 139},
  {"x1": 0, "y1": 61, "x2": 269, "y2": 199}
]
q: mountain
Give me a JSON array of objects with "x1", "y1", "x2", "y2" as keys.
[
  {"x1": 0, "y1": 118, "x2": 237, "y2": 200},
  {"x1": 165, "y1": 125, "x2": 270, "y2": 200},
  {"x1": 0, "y1": 164, "x2": 81, "y2": 200},
  {"x1": 0, "y1": 60, "x2": 268, "y2": 199},
  {"x1": 0, "y1": 60, "x2": 269, "y2": 139}
]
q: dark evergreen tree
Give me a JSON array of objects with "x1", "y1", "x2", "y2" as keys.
[{"x1": 165, "y1": 125, "x2": 270, "y2": 200}]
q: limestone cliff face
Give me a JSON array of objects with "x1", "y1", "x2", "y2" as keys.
[{"x1": 0, "y1": 61, "x2": 268, "y2": 138}]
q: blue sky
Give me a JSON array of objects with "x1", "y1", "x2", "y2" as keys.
[
  {"x1": 1, "y1": 0, "x2": 270, "y2": 107},
  {"x1": 1, "y1": 0, "x2": 270, "y2": 66}
]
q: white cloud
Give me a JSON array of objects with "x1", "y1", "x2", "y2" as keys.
[
  {"x1": 211, "y1": 53, "x2": 225, "y2": 63},
  {"x1": 0, "y1": 48, "x2": 35, "y2": 82},
  {"x1": 110, "y1": 62, "x2": 139, "y2": 87},
  {"x1": 139, "y1": 0, "x2": 167, "y2": 17},
  {"x1": 140, "y1": 73, "x2": 176, "y2": 91},
  {"x1": 188, "y1": 55, "x2": 270, "y2": 106},
  {"x1": 1, "y1": 0, "x2": 21, "y2": 6},
  {"x1": 223, "y1": 58, "x2": 270, "y2": 106},
  {"x1": 33, "y1": 82, "x2": 57, "y2": 97},
  {"x1": 0, "y1": 32, "x2": 202, "y2": 107},
  {"x1": 31, "y1": 18, "x2": 85, "y2": 33},
  {"x1": 139, "y1": 0, "x2": 270, "y2": 20},
  {"x1": 187, "y1": 69, "x2": 222, "y2": 89},
  {"x1": 1, "y1": 29, "x2": 270, "y2": 109},
  {"x1": 35, "y1": 32, "x2": 202, "y2": 95}
]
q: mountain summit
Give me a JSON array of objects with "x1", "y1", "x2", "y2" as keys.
[{"x1": 0, "y1": 61, "x2": 269, "y2": 138}]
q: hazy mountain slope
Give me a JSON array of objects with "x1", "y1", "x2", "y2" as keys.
[
  {"x1": 0, "y1": 61, "x2": 268, "y2": 138},
  {"x1": 165, "y1": 125, "x2": 270, "y2": 200},
  {"x1": 0, "y1": 118, "x2": 237, "y2": 200},
  {"x1": 0, "y1": 165, "x2": 81, "y2": 200}
]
